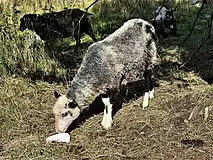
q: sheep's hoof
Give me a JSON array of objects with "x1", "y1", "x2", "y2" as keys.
[
  {"x1": 142, "y1": 100, "x2": 149, "y2": 109},
  {"x1": 149, "y1": 89, "x2": 154, "y2": 99},
  {"x1": 149, "y1": 93, "x2": 154, "y2": 99},
  {"x1": 101, "y1": 118, "x2": 113, "y2": 130}
]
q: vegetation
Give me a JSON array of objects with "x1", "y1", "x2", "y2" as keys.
[{"x1": 1, "y1": 0, "x2": 213, "y2": 159}]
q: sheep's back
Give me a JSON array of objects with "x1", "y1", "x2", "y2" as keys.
[{"x1": 76, "y1": 19, "x2": 157, "y2": 92}]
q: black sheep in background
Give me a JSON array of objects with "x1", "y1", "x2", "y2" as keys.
[{"x1": 19, "y1": 8, "x2": 97, "y2": 48}]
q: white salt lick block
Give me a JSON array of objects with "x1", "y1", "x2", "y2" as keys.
[{"x1": 46, "y1": 133, "x2": 70, "y2": 143}]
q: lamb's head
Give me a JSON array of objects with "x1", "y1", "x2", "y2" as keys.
[
  {"x1": 53, "y1": 91, "x2": 80, "y2": 133},
  {"x1": 154, "y1": 6, "x2": 174, "y2": 21},
  {"x1": 154, "y1": 6, "x2": 168, "y2": 16},
  {"x1": 19, "y1": 14, "x2": 37, "y2": 31}
]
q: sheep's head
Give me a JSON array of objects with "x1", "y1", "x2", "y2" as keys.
[
  {"x1": 19, "y1": 14, "x2": 37, "y2": 31},
  {"x1": 53, "y1": 91, "x2": 80, "y2": 133}
]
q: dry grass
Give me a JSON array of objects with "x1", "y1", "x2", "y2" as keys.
[
  {"x1": 1, "y1": 0, "x2": 213, "y2": 160},
  {"x1": 1, "y1": 76, "x2": 213, "y2": 160}
]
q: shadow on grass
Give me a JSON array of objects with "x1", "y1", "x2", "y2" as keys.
[
  {"x1": 66, "y1": 79, "x2": 159, "y2": 133},
  {"x1": 45, "y1": 40, "x2": 93, "y2": 69},
  {"x1": 26, "y1": 69, "x2": 68, "y2": 84},
  {"x1": 24, "y1": 40, "x2": 94, "y2": 84}
]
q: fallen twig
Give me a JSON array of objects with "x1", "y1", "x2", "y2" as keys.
[
  {"x1": 188, "y1": 106, "x2": 197, "y2": 120},
  {"x1": 204, "y1": 107, "x2": 209, "y2": 120}
]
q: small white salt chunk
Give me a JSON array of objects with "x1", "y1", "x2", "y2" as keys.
[{"x1": 46, "y1": 133, "x2": 70, "y2": 143}]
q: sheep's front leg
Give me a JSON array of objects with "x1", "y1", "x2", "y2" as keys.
[
  {"x1": 143, "y1": 70, "x2": 154, "y2": 108},
  {"x1": 101, "y1": 97, "x2": 113, "y2": 130}
]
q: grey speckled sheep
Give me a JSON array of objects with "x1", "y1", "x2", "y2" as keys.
[{"x1": 53, "y1": 18, "x2": 158, "y2": 133}]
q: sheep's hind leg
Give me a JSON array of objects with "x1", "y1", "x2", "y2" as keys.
[{"x1": 143, "y1": 70, "x2": 154, "y2": 108}]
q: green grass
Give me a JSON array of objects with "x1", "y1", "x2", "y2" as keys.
[{"x1": 1, "y1": 0, "x2": 213, "y2": 159}]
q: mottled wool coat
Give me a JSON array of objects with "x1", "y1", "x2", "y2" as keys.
[{"x1": 67, "y1": 18, "x2": 158, "y2": 109}]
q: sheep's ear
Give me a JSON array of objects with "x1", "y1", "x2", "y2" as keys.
[
  {"x1": 68, "y1": 100, "x2": 78, "y2": 109},
  {"x1": 54, "y1": 90, "x2": 61, "y2": 98}
]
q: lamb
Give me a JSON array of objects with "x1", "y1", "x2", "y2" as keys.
[
  {"x1": 19, "y1": 8, "x2": 97, "y2": 47},
  {"x1": 153, "y1": 6, "x2": 173, "y2": 21},
  {"x1": 151, "y1": 6, "x2": 177, "y2": 38},
  {"x1": 52, "y1": 18, "x2": 158, "y2": 133}
]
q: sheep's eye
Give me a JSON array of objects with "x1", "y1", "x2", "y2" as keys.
[
  {"x1": 68, "y1": 100, "x2": 78, "y2": 109},
  {"x1": 62, "y1": 112, "x2": 68, "y2": 117}
]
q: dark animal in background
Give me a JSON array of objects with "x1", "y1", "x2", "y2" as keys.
[
  {"x1": 151, "y1": 6, "x2": 177, "y2": 38},
  {"x1": 19, "y1": 8, "x2": 97, "y2": 48}
]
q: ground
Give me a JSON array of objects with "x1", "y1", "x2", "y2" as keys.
[{"x1": 1, "y1": 0, "x2": 213, "y2": 160}]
